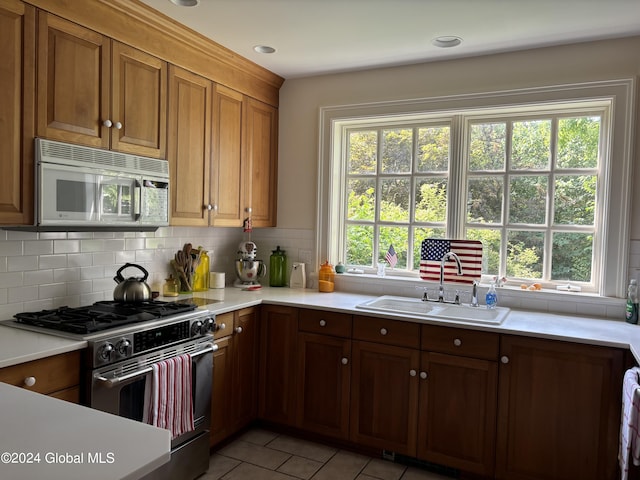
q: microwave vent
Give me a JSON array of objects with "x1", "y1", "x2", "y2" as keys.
[{"x1": 36, "y1": 138, "x2": 169, "y2": 178}]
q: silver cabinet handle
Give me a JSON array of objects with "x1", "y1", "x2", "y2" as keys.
[
  {"x1": 420, "y1": 371, "x2": 428, "y2": 380},
  {"x1": 114, "y1": 121, "x2": 122, "y2": 130},
  {"x1": 453, "y1": 338, "x2": 462, "y2": 347},
  {"x1": 501, "y1": 356, "x2": 509, "y2": 364},
  {"x1": 24, "y1": 376, "x2": 36, "y2": 387},
  {"x1": 206, "y1": 204, "x2": 213, "y2": 211},
  {"x1": 341, "y1": 357, "x2": 348, "y2": 365},
  {"x1": 380, "y1": 328, "x2": 388, "y2": 336},
  {"x1": 103, "y1": 119, "x2": 113, "y2": 128},
  {"x1": 235, "y1": 326, "x2": 243, "y2": 334},
  {"x1": 319, "y1": 320, "x2": 326, "y2": 327},
  {"x1": 409, "y1": 369, "x2": 417, "y2": 377}
]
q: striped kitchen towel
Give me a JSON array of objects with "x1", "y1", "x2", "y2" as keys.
[
  {"x1": 143, "y1": 353, "x2": 194, "y2": 439},
  {"x1": 419, "y1": 239, "x2": 483, "y2": 285},
  {"x1": 620, "y1": 367, "x2": 640, "y2": 480}
]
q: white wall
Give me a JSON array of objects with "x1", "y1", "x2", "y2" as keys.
[
  {"x1": 275, "y1": 36, "x2": 640, "y2": 303},
  {"x1": 277, "y1": 36, "x2": 640, "y2": 232}
]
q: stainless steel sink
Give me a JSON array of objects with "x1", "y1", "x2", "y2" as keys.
[{"x1": 356, "y1": 295, "x2": 510, "y2": 325}]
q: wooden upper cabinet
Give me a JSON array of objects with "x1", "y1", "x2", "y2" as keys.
[
  {"x1": 168, "y1": 65, "x2": 212, "y2": 226},
  {"x1": 110, "y1": 41, "x2": 167, "y2": 158},
  {"x1": 0, "y1": 0, "x2": 35, "y2": 225},
  {"x1": 244, "y1": 97, "x2": 278, "y2": 227},
  {"x1": 211, "y1": 85, "x2": 244, "y2": 226},
  {"x1": 36, "y1": 12, "x2": 167, "y2": 158}
]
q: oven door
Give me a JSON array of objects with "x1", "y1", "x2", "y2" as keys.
[{"x1": 90, "y1": 342, "x2": 214, "y2": 446}]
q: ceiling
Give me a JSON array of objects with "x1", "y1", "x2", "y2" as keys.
[{"x1": 139, "y1": 0, "x2": 640, "y2": 79}]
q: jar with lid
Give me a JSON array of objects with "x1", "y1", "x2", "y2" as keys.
[
  {"x1": 163, "y1": 274, "x2": 179, "y2": 297},
  {"x1": 269, "y1": 246, "x2": 287, "y2": 287},
  {"x1": 318, "y1": 261, "x2": 335, "y2": 292}
]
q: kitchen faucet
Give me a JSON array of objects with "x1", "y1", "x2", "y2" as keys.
[{"x1": 439, "y1": 252, "x2": 463, "y2": 302}]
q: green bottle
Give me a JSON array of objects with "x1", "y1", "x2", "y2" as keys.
[{"x1": 269, "y1": 246, "x2": 287, "y2": 287}]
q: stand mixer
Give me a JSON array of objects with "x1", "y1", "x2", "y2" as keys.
[{"x1": 234, "y1": 241, "x2": 266, "y2": 287}]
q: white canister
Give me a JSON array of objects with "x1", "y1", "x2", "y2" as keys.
[
  {"x1": 209, "y1": 272, "x2": 225, "y2": 289},
  {"x1": 290, "y1": 262, "x2": 306, "y2": 289}
]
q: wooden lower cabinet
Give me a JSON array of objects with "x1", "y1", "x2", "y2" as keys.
[
  {"x1": 0, "y1": 350, "x2": 81, "y2": 403},
  {"x1": 210, "y1": 307, "x2": 258, "y2": 448},
  {"x1": 297, "y1": 332, "x2": 351, "y2": 440},
  {"x1": 417, "y1": 351, "x2": 498, "y2": 477},
  {"x1": 496, "y1": 335, "x2": 624, "y2": 480},
  {"x1": 259, "y1": 305, "x2": 298, "y2": 426},
  {"x1": 349, "y1": 340, "x2": 420, "y2": 456}
]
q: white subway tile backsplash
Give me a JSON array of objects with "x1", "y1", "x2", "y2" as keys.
[
  {"x1": 92, "y1": 252, "x2": 116, "y2": 265},
  {"x1": 39, "y1": 254, "x2": 68, "y2": 270},
  {"x1": 53, "y1": 240, "x2": 80, "y2": 254},
  {"x1": 53, "y1": 268, "x2": 80, "y2": 283},
  {"x1": 8, "y1": 285, "x2": 39, "y2": 303},
  {"x1": 80, "y1": 239, "x2": 105, "y2": 252},
  {"x1": 66, "y1": 280, "x2": 93, "y2": 296},
  {"x1": 125, "y1": 238, "x2": 146, "y2": 250},
  {"x1": 0, "y1": 241, "x2": 23, "y2": 256},
  {"x1": 81, "y1": 266, "x2": 105, "y2": 280},
  {"x1": 23, "y1": 269, "x2": 53, "y2": 286},
  {"x1": 0, "y1": 272, "x2": 24, "y2": 288},
  {"x1": 8, "y1": 256, "x2": 39, "y2": 272},
  {"x1": 115, "y1": 250, "x2": 137, "y2": 265},
  {"x1": 67, "y1": 253, "x2": 93, "y2": 267},
  {"x1": 24, "y1": 240, "x2": 54, "y2": 255},
  {"x1": 39, "y1": 283, "x2": 68, "y2": 299},
  {"x1": 68, "y1": 231, "x2": 94, "y2": 239}
]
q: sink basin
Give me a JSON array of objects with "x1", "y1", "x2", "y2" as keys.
[
  {"x1": 355, "y1": 296, "x2": 438, "y2": 316},
  {"x1": 433, "y1": 304, "x2": 510, "y2": 325},
  {"x1": 356, "y1": 295, "x2": 510, "y2": 325}
]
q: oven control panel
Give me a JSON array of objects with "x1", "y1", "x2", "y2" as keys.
[{"x1": 89, "y1": 312, "x2": 215, "y2": 367}]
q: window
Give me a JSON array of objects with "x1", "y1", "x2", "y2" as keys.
[{"x1": 318, "y1": 80, "x2": 634, "y2": 297}]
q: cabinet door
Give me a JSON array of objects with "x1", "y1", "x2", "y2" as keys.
[
  {"x1": 210, "y1": 335, "x2": 231, "y2": 447},
  {"x1": 111, "y1": 41, "x2": 167, "y2": 158},
  {"x1": 230, "y1": 307, "x2": 258, "y2": 431},
  {"x1": 167, "y1": 65, "x2": 212, "y2": 226},
  {"x1": 37, "y1": 12, "x2": 110, "y2": 148},
  {"x1": 211, "y1": 84, "x2": 244, "y2": 226},
  {"x1": 0, "y1": 0, "x2": 34, "y2": 225},
  {"x1": 244, "y1": 97, "x2": 277, "y2": 227},
  {"x1": 259, "y1": 305, "x2": 298, "y2": 426},
  {"x1": 297, "y1": 332, "x2": 351, "y2": 440},
  {"x1": 496, "y1": 336, "x2": 624, "y2": 480},
  {"x1": 350, "y1": 340, "x2": 419, "y2": 456},
  {"x1": 418, "y1": 352, "x2": 497, "y2": 477}
]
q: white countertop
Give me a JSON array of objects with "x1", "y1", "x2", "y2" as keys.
[
  {"x1": 0, "y1": 325, "x2": 87, "y2": 368},
  {"x1": 0, "y1": 382, "x2": 170, "y2": 480},
  {"x1": 2, "y1": 286, "x2": 640, "y2": 368}
]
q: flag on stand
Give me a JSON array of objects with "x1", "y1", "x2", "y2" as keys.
[
  {"x1": 385, "y1": 244, "x2": 398, "y2": 268},
  {"x1": 419, "y1": 239, "x2": 482, "y2": 285}
]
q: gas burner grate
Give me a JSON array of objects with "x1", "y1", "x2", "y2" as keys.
[{"x1": 13, "y1": 300, "x2": 198, "y2": 334}]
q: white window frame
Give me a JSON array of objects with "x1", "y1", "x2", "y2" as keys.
[{"x1": 316, "y1": 79, "x2": 636, "y2": 298}]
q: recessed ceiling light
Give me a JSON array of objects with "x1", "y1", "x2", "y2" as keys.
[
  {"x1": 432, "y1": 36, "x2": 463, "y2": 48},
  {"x1": 169, "y1": 0, "x2": 199, "y2": 6},
  {"x1": 253, "y1": 45, "x2": 276, "y2": 54}
]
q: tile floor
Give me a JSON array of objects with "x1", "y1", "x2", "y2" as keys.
[{"x1": 203, "y1": 429, "x2": 454, "y2": 480}]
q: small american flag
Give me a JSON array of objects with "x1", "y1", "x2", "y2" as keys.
[
  {"x1": 385, "y1": 244, "x2": 398, "y2": 268},
  {"x1": 419, "y1": 239, "x2": 482, "y2": 285}
]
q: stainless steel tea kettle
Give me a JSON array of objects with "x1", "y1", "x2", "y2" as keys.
[{"x1": 113, "y1": 263, "x2": 152, "y2": 302}]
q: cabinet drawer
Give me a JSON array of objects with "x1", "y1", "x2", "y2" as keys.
[
  {"x1": 299, "y1": 309, "x2": 352, "y2": 338},
  {"x1": 353, "y1": 315, "x2": 420, "y2": 349},
  {"x1": 214, "y1": 311, "x2": 234, "y2": 338},
  {"x1": 0, "y1": 350, "x2": 80, "y2": 395},
  {"x1": 421, "y1": 325, "x2": 499, "y2": 360}
]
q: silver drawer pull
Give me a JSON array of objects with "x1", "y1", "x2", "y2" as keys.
[
  {"x1": 319, "y1": 320, "x2": 326, "y2": 327},
  {"x1": 453, "y1": 338, "x2": 462, "y2": 347},
  {"x1": 380, "y1": 328, "x2": 388, "y2": 336}
]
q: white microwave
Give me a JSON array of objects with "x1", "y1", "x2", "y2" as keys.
[{"x1": 35, "y1": 139, "x2": 169, "y2": 230}]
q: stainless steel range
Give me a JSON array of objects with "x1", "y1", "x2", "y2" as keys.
[{"x1": 9, "y1": 300, "x2": 217, "y2": 480}]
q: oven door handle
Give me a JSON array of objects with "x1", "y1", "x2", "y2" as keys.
[{"x1": 94, "y1": 343, "x2": 217, "y2": 388}]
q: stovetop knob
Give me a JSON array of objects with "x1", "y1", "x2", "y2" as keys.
[
  {"x1": 98, "y1": 343, "x2": 114, "y2": 361},
  {"x1": 191, "y1": 320, "x2": 203, "y2": 336},
  {"x1": 116, "y1": 339, "x2": 131, "y2": 356},
  {"x1": 203, "y1": 317, "x2": 215, "y2": 333}
]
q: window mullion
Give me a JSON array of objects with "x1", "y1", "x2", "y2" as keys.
[{"x1": 449, "y1": 115, "x2": 465, "y2": 238}]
